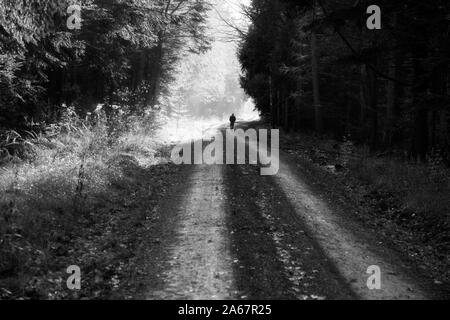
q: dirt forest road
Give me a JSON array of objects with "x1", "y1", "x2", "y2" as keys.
[{"x1": 137, "y1": 122, "x2": 445, "y2": 300}]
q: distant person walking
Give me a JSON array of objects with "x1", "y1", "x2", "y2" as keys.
[{"x1": 229, "y1": 113, "x2": 236, "y2": 130}]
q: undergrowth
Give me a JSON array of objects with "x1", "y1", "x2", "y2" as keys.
[
  {"x1": 0, "y1": 105, "x2": 164, "y2": 298},
  {"x1": 281, "y1": 129, "x2": 450, "y2": 285}
]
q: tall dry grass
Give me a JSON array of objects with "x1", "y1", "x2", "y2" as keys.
[{"x1": 0, "y1": 106, "x2": 163, "y2": 294}]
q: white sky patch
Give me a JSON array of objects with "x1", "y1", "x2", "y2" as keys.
[{"x1": 158, "y1": 0, "x2": 258, "y2": 143}]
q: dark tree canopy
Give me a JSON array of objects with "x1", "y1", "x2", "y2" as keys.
[
  {"x1": 239, "y1": 0, "x2": 450, "y2": 160},
  {"x1": 0, "y1": 0, "x2": 211, "y2": 127}
]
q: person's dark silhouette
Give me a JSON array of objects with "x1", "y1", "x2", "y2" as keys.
[{"x1": 229, "y1": 113, "x2": 236, "y2": 129}]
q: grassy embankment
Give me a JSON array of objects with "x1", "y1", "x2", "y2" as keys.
[{"x1": 0, "y1": 108, "x2": 171, "y2": 299}]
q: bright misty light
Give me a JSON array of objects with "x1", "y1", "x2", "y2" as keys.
[
  {"x1": 157, "y1": 117, "x2": 227, "y2": 144},
  {"x1": 238, "y1": 98, "x2": 259, "y2": 121},
  {"x1": 157, "y1": 0, "x2": 259, "y2": 144}
]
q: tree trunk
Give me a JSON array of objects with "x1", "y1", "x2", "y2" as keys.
[
  {"x1": 385, "y1": 52, "x2": 396, "y2": 148},
  {"x1": 284, "y1": 97, "x2": 290, "y2": 132},
  {"x1": 360, "y1": 64, "x2": 369, "y2": 144},
  {"x1": 411, "y1": 48, "x2": 429, "y2": 161},
  {"x1": 269, "y1": 75, "x2": 275, "y2": 128},
  {"x1": 384, "y1": 14, "x2": 397, "y2": 148},
  {"x1": 311, "y1": 30, "x2": 323, "y2": 133},
  {"x1": 133, "y1": 50, "x2": 147, "y2": 91},
  {"x1": 277, "y1": 89, "x2": 282, "y2": 127},
  {"x1": 294, "y1": 77, "x2": 302, "y2": 131},
  {"x1": 412, "y1": 105, "x2": 428, "y2": 161},
  {"x1": 369, "y1": 66, "x2": 379, "y2": 149},
  {"x1": 439, "y1": 109, "x2": 450, "y2": 150},
  {"x1": 146, "y1": 34, "x2": 164, "y2": 108}
]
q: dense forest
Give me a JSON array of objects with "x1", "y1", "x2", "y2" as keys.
[
  {"x1": 239, "y1": 0, "x2": 450, "y2": 161},
  {"x1": 2, "y1": 0, "x2": 449, "y2": 160},
  {"x1": 1, "y1": 1, "x2": 450, "y2": 301},
  {"x1": 0, "y1": 0, "x2": 211, "y2": 129}
]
